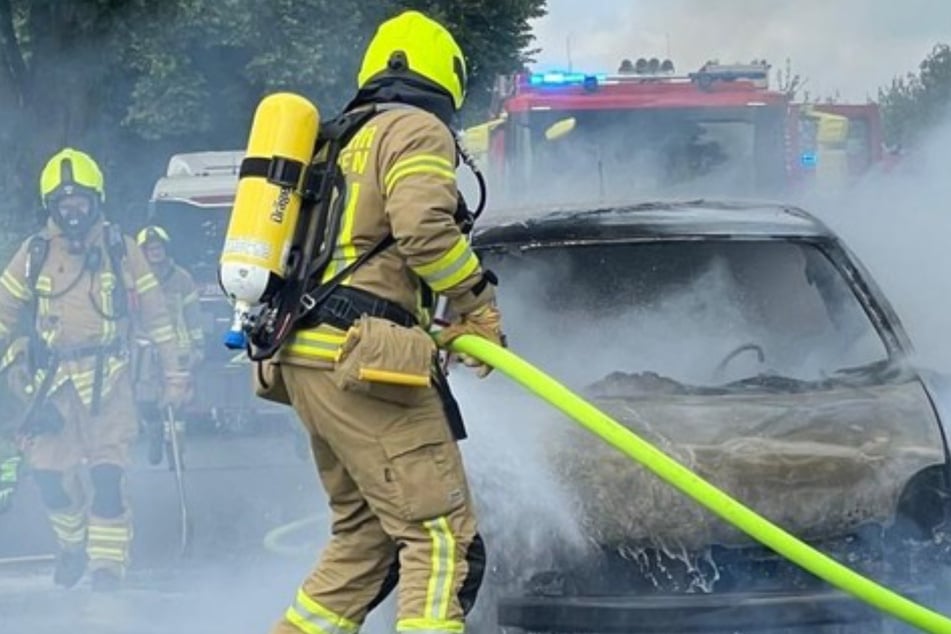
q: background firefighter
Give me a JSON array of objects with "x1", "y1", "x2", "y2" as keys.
[
  {"x1": 135, "y1": 224, "x2": 205, "y2": 466},
  {"x1": 267, "y1": 10, "x2": 504, "y2": 634},
  {"x1": 0, "y1": 148, "x2": 190, "y2": 591}
]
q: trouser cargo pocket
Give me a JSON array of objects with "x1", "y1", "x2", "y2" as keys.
[
  {"x1": 334, "y1": 316, "x2": 435, "y2": 407},
  {"x1": 379, "y1": 425, "x2": 466, "y2": 523}
]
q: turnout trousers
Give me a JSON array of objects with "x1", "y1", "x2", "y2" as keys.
[
  {"x1": 270, "y1": 363, "x2": 485, "y2": 634},
  {"x1": 25, "y1": 370, "x2": 138, "y2": 576}
]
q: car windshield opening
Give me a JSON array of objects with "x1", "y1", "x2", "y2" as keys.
[{"x1": 482, "y1": 239, "x2": 890, "y2": 393}]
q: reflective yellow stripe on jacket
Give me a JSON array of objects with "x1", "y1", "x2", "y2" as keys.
[
  {"x1": 135, "y1": 272, "x2": 159, "y2": 295},
  {"x1": 284, "y1": 326, "x2": 347, "y2": 362},
  {"x1": 0, "y1": 270, "x2": 30, "y2": 302},
  {"x1": 412, "y1": 236, "x2": 479, "y2": 293},
  {"x1": 320, "y1": 184, "x2": 362, "y2": 284},
  {"x1": 35, "y1": 276, "x2": 55, "y2": 346},
  {"x1": 383, "y1": 153, "x2": 455, "y2": 197},
  {"x1": 99, "y1": 272, "x2": 117, "y2": 343}
]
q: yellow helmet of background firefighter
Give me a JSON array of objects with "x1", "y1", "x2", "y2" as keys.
[
  {"x1": 136, "y1": 225, "x2": 170, "y2": 247},
  {"x1": 357, "y1": 10, "x2": 467, "y2": 110},
  {"x1": 39, "y1": 148, "x2": 105, "y2": 207}
]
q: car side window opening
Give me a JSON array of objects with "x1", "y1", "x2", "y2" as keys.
[{"x1": 486, "y1": 239, "x2": 888, "y2": 390}]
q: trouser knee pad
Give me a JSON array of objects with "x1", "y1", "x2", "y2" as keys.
[
  {"x1": 459, "y1": 534, "x2": 486, "y2": 615},
  {"x1": 33, "y1": 469, "x2": 72, "y2": 510},
  {"x1": 90, "y1": 464, "x2": 125, "y2": 519}
]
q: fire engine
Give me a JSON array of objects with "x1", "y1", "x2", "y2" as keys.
[{"x1": 462, "y1": 60, "x2": 885, "y2": 204}]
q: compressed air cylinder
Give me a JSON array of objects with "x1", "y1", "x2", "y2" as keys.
[{"x1": 219, "y1": 92, "x2": 320, "y2": 348}]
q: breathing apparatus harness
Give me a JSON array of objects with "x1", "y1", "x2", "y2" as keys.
[
  {"x1": 20, "y1": 223, "x2": 132, "y2": 422},
  {"x1": 243, "y1": 104, "x2": 486, "y2": 362}
]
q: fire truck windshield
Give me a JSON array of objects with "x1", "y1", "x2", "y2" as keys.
[{"x1": 499, "y1": 105, "x2": 787, "y2": 205}]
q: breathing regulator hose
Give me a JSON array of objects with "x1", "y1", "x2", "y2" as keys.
[{"x1": 446, "y1": 335, "x2": 951, "y2": 633}]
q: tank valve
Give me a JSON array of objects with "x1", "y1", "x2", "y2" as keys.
[{"x1": 223, "y1": 302, "x2": 250, "y2": 350}]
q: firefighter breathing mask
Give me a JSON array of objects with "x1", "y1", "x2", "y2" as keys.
[
  {"x1": 53, "y1": 193, "x2": 96, "y2": 235},
  {"x1": 40, "y1": 148, "x2": 105, "y2": 239}
]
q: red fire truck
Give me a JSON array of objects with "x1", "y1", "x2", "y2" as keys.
[{"x1": 463, "y1": 60, "x2": 884, "y2": 205}]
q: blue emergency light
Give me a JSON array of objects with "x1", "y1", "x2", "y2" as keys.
[
  {"x1": 800, "y1": 152, "x2": 818, "y2": 168},
  {"x1": 529, "y1": 71, "x2": 606, "y2": 88}
]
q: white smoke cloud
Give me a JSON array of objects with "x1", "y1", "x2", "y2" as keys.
[{"x1": 805, "y1": 113, "x2": 951, "y2": 372}]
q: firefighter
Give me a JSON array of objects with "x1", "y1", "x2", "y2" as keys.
[
  {"x1": 268, "y1": 10, "x2": 504, "y2": 634},
  {"x1": 135, "y1": 225, "x2": 204, "y2": 465},
  {"x1": 136, "y1": 225, "x2": 205, "y2": 370},
  {"x1": 0, "y1": 148, "x2": 190, "y2": 591}
]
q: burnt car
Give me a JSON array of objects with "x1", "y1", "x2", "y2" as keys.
[{"x1": 469, "y1": 200, "x2": 951, "y2": 633}]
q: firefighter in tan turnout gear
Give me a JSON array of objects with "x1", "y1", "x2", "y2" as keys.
[
  {"x1": 0, "y1": 148, "x2": 189, "y2": 591},
  {"x1": 268, "y1": 11, "x2": 504, "y2": 634},
  {"x1": 136, "y1": 225, "x2": 205, "y2": 368},
  {"x1": 136, "y1": 225, "x2": 204, "y2": 465}
]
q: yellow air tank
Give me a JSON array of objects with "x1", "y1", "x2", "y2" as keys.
[{"x1": 219, "y1": 92, "x2": 320, "y2": 349}]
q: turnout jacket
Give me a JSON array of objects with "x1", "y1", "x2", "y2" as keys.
[{"x1": 279, "y1": 106, "x2": 492, "y2": 368}]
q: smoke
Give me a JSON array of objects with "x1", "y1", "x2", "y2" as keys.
[{"x1": 805, "y1": 112, "x2": 951, "y2": 374}]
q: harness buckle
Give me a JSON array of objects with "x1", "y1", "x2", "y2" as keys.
[{"x1": 300, "y1": 293, "x2": 317, "y2": 312}]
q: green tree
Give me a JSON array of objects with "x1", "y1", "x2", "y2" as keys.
[
  {"x1": 0, "y1": 0, "x2": 546, "y2": 247},
  {"x1": 878, "y1": 43, "x2": 951, "y2": 148}
]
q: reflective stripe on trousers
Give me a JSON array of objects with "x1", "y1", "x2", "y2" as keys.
[
  {"x1": 395, "y1": 517, "x2": 464, "y2": 634},
  {"x1": 285, "y1": 589, "x2": 360, "y2": 634},
  {"x1": 49, "y1": 509, "x2": 86, "y2": 548},
  {"x1": 87, "y1": 522, "x2": 132, "y2": 566}
]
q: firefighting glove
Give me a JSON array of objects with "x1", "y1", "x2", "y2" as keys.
[
  {"x1": 0, "y1": 454, "x2": 22, "y2": 514},
  {"x1": 161, "y1": 371, "x2": 192, "y2": 409},
  {"x1": 433, "y1": 304, "x2": 505, "y2": 378}
]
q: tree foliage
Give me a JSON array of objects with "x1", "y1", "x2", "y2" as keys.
[
  {"x1": 0, "y1": 0, "x2": 546, "y2": 245},
  {"x1": 878, "y1": 43, "x2": 951, "y2": 148}
]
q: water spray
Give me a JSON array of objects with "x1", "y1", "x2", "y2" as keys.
[{"x1": 447, "y1": 334, "x2": 951, "y2": 633}]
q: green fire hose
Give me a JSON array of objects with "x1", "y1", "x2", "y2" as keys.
[{"x1": 448, "y1": 335, "x2": 951, "y2": 633}]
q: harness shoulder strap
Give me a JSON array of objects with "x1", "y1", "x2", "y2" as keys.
[{"x1": 24, "y1": 234, "x2": 50, "y2": 293}]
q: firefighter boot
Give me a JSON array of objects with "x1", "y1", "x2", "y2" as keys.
[
  {"x1": 54, "y1": 548, "x2": 89, "y2": 588},
  {"x1": 50, "y1": 510, "x2": 88, "y2": 588},
  {"x1": 34, "y1": 470, "x2": 88, "y2": 588},
  {"x1": 91, "y1": 567, "x2": 122, "y2": 593}
]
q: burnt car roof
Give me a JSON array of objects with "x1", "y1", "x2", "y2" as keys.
[{"x1": 472, "y1": 199, "x2": 834, "y2": 246}]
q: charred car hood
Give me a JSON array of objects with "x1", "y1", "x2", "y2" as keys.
[{"x1": 549, "y1": 374, "x2": 945, "y2": 550}]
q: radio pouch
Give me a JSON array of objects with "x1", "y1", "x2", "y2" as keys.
[{"x1": 334, "y1": 316, "x2": 435, "y2": 407}]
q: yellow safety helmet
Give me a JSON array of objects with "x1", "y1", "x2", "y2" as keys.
[
  {"x1": 39, "y1": 148, "x2": 105, "y2": 207},
  {"x1": 358, "y1": 10, "x2": 467, "y2": 111},
  {"x1": 136, "y1": 225, "x2": 170, "y2": 247}
]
